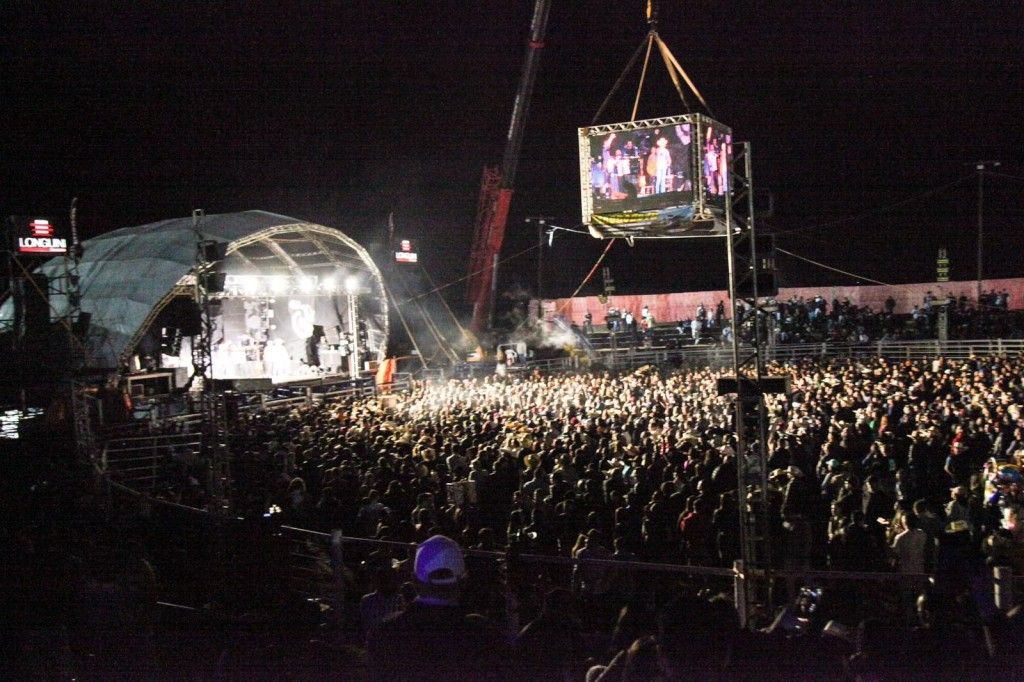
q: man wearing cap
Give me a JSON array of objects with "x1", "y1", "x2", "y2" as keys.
[
  {"x1": 945, "y1": 486, "x2": 974, "y2": 536},
  {"x1": 366, "y1": 535, "x2": 506, "y2": 681}
]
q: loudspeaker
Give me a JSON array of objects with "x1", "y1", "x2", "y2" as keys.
[
  {"x1": 203, "y1": 272, "x2": 227, "y2": 293},
  {"x1": 736, "y1": 235, "x2": 779, "y2": 298},
  {"x1": 201, "y1": 241, "x2": 228, "y2": 263}
]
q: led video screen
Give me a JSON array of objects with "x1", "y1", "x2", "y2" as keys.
[
  {"x1": 702, "y1": 123, "x2": 732, "y2": 209},
  {"x1": 585, "y1": 123, "x2": 695, "y2": 216},
  {"x1": 579, "y1": 114, "x2": 733, "y2": 239}
]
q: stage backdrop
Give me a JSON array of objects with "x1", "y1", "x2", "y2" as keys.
[{"x1": 539, "y1": 277, "x2": 1024, "y2": 327}]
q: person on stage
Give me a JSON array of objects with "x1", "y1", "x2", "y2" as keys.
[{"x1": 652, "y1": 137, "x2": 672, "y2": 194}]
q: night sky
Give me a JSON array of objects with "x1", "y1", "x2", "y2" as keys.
[{"x1": 3, "y1": 1, "x2": 1022, "y2": 305}]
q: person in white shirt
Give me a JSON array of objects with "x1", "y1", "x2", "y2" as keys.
[{"x1": 892, "y1": 514, "x2": 929, "y2": 621}]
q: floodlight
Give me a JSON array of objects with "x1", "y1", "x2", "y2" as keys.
[
  {"x1": 270, "y1": 276, "x2": 289, "y2": 294},
  {"x1": 344, "y1": 276, "x2": 359, "y2": 295},
  {"x1": 321, "y1": 277, "x2": 337, "y2": 293},
  {"x1": 298, "y1": 276, "x2": 316, "y2": 293},
  {"x1": 240, "y1": 276, "x2": 259, "y2": 296}
]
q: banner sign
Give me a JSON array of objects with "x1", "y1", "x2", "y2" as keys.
[{"x1": 10, "y1": 216, "x2": 68, "y2": 255}]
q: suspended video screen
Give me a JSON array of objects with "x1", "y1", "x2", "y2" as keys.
[
  {"x1": 702, "y1": 122, "x2": 732, "y2": 210},
  {"x1": 579, "y1": 114, "x2": 732, "y2": 239},
  {"x1": 586, "y1": 123, "x2": 694, "y2": 215}
]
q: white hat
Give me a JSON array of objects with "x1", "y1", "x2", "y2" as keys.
[{"x1": 414, "y1": 535, "x2": 466, "y2": 586}]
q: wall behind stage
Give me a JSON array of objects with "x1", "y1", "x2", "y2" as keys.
[{"x1": 540, "y1": 277, "x2": 1024, "y2": 326}]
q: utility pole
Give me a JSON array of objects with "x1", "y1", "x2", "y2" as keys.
[{"x1": 972, "y1": 161, "x2": 1001, "y2": 300}]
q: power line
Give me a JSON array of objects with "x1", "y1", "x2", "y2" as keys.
[
  {"x1": 775, "y1": 247, "x2": 892, "y2": 286},
  {"x1": 774, "y1": 174, "x2": 973, "y2": 237},
  {"x1": 397, "y1": 243, "x2": 540, "y2": 305}
]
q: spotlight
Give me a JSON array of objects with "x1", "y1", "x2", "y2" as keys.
[
  {"x1": 270, "y1": 276, "x2": 288, "y2": 294},
  {"x1": 298, "y1": 276, "x2": 316, "y2": 294},
  {"x1": 241, "y1": 276, "x2": 259, "y2": 296},
  {"x1": 321, "y1": 277, "x2": 336, "y2": 293},
  {"x1": 344, "y1": 276, "x2": 359, "y2": 295}
]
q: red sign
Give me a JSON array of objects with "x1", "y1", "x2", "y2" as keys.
[
  {"x1": 14, "y1": 217, "x2": 67, "y2": 255},
  {"x1": 395, "y1": 237, "x2": 417, "y2": 263}
]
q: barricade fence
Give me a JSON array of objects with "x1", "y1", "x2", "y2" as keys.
[
  {"x1": 135, "y1": 373, "x2": 414, "y2": 435},
  {"x1": 276, "y1": 525, "x2": 985, "y2": 631},
  {"x1": 89, "y1": 477, "x2": 1017, "y2": 630},
  {"x1": 101, "y1": 432, "x2": 204, "y2": 491},
  {"x1": 521, "y1": 338, "x2": 1024, "y2": 374}
]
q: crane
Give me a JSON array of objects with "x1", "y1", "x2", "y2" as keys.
[{"x1": 465, "y1": 0, "x2": 551, "y2": 336}]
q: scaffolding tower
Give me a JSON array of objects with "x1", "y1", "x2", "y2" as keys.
[
  {"x1": 64, "y1": 199, "x2": 97, "y2": 467},
  {"x1": 723, "y1": 142, "x2": 779, "y2": 621},
  {"x1": 190, "y1": 209, "x2": 231, "y2": 508}
]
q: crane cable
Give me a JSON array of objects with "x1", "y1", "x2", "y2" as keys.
[
  {"x1": 557, "y1": 239, "x2": 617, "y2": 314},
  {"x1": 774, "y1": 247, "x2": 892, "y2": 286}
]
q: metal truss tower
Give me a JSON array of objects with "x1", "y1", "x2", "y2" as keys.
[
  {"x1": 63, "y1": 199, "x2": 96, "y2": 467},
  {"x1": 723, "y1": 142, "x2": 776, "y2": 618},
  {"x1": 190, "y1": 209, "x2": 231, "y2": 508}
]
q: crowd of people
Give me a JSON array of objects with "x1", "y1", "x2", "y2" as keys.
[
  {"x1": 200, "y1": 352, "x2": 1024, "y2": 675},
  {"x1": 581, "y1": 290, "x2": 1023, "y2": 347},
  {"x1": 13, "y1": 346, "x2": 1024, "y2": 678}
]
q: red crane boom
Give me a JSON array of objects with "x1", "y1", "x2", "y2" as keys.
[{"x1": 466, "y1": 0, "x2": 551, "y2": 334}]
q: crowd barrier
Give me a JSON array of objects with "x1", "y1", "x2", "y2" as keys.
[
  {"x1": 275, "y1": 525, "x2": 1016, "y2": 630},
  {"x1": 101, "y1": 432, "x2": 204, "y2": 491},
  {"x1": 521, "y1": 338, "x2": 1024, "y2": 375}
]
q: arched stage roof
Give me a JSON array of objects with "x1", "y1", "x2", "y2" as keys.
[{"x1": 28, "y1": 210, "x2": 389, "y2": 370}]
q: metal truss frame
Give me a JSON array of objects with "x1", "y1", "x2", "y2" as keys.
[{"x1": 724, "y1": 142, "x2": 775, "y2": 615}]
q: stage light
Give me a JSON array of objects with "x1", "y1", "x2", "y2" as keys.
[
  {"x1": 240, "y1": 276, "x2": 259, "y2": 296},
  {"x1": 321, "y1": 277, "x2": 336, "y2": 292},
  {"x1": 298, "y1": 276, "x2": 316, "y2": 293},
  {"x1": 344, "y1": 275, "x2": 359, "y2": 295},
  {"x1": 270, "y1": 276, "x2": 288, "y2": 294}
]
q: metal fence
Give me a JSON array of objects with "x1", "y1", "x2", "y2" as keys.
[
  {"x1": 101, "y1": 431, "x2": 204, "y2": 490},
  {"x1": 276, "y1": 525, "x2": 998, "y2": 631},
  {"x1": 521, "y1": 338, "x2": 1024, "y2": 375},
  {"x1": 104, "y1": 373, "x2": 415, "y2": 438}
]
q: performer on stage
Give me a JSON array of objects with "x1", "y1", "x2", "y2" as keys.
[{"x1": 652, "y1": 137, "x2": 672, "y2": 194}]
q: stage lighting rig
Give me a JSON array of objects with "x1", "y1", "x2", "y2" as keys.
[{"x1": 269, "y1": 276, "x2": 288, "y2": 294}]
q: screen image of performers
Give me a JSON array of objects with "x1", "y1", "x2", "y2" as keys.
[
  {"x1": 703, "y1": 127, "x2": 731, "y2": 199},
  {"x1": 589, "y1": 124, "x2": 694, "y2": 214},
  {"x1": 651, "y1": 137, "x2": 672, "y2": 194}
]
